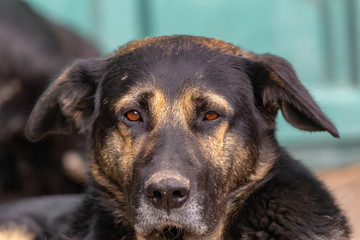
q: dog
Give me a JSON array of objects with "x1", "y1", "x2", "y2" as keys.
[{"x1": 0, "y1": 35, "x2": 350, "y2": 239}]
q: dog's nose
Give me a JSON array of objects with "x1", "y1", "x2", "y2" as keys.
[{"x1": 145, "y1": 176, "x2": 190, "y2": 211}]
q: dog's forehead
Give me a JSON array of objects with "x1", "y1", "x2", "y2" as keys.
[
  {"x1": 103, "y1": 35, "x2": 253, "y2": 112},
  {"x1": 111, "y1": 35, "x2": 248, "y2": 57}
]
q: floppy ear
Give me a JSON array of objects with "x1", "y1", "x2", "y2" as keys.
[
  {"x1": 246, "y1": 53, "x2": 339, "y2": 138},
  {"x1": 25, "y1": 58, "x2": 105, "y2": 141}
]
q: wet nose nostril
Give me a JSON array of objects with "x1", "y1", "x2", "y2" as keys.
[
  {"x1": 173, "y1": 190, "x2": 183, "y2": 198},
  {"x1": 153, "y1": 191, "x2": 162, "y2": 199},
  {"x1": 171, "y1": 189, "x2": 189, "y2": 206},
  {"x1": 172, "y1": 189, "x2": 189, "y2": 200},
  {"x1": 145, "y1": 177, "x2": 190, "y2": 211},
  {"x1": 146, "y1": 190, "x2": 164, "y2": 207},
  {"x1": 145, "y1": 186, "x2": 163, "y2": 199}
]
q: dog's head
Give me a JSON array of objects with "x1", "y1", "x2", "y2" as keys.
[{"x1": 25, "y1": 36, "x2": 338, "y2": 239}]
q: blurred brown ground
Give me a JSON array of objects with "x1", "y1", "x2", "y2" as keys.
[{"x1": 317, "y1": 164, "x2": 360, "y2": 240}]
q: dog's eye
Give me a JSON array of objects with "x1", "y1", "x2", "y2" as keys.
[
  {"x1": 125, "y1": 110, "x2": 141, "y2": 122},
  {"x1": 204, "y1": 111, "x2": 219, "y2": 121}
]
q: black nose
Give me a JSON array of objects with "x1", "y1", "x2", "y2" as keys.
[{"x1": 145, "y1": 177, "x2": 190, "y2": 211}]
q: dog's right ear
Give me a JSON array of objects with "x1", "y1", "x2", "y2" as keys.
[
  {"x1": 244, "y1": 53, "x2": 339, "y2": 138},
  {"x1": 25, "y1": 58, "x2": 105, "y2": 141}
]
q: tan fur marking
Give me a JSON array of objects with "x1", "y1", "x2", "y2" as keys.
[
  {"x1": 197, "y1": 121, "x2": 229, "y2": 169},
  {"x1": 205, "y1": 221, "x2": 225, "y2": 240},
  {"x1": 250, "y1": 148, "x2": 277, "y2": 182},
  {"x1": 99, "y1": 94, "x2": 156, "y2": 186},
  {"x1": 219, "y1": 146, "x2": 277, "y2": 233},
  {"x1": 114, "y1": 126, "x2": 133, "y2": 180},
  {"x1": 123, "y1": 133, "x2": 148, "y2": 182},
  {"x1": 205, "y1": 94, "x2": 232, "y2": 113},
  {"x1": 180, "y1": 91, "x2": 196, "y2": 124},
  {"x1": 90, "y1": 162, "x2": 125, "y2": 203},
  {"x1": 56, "y1": 68, "x2": 71, "y2": 83},
  {"x1": 268, "y1": 70, "x2": 287, "y2": 90},
  {"x1": 203, "y1": 140, "x2": 276, "y2": 240},
  {"x1": 110, "y1": 35, "x2": 254, "y2": 59},
  {"x1": 0, "y1": 223, "x2": 35, "y2": 240},
  {"x1": 98, "y1": 129, "x2": 146, "y2": 184},
  {"x1": 135, "y1": 233, "x2": 146, "y2": 240},
  {"x1": 114, "y1": 93, "x2": 140, "y2": 114},
  {"x1": 114, "y1": 82, "x2": 157, "y2": 113},
  {"x1": 145, "y1": 170, "x2": 190, "y2": 187},
  {"x1": 190, "y1": 37, "x2": 243, "y2": 56},
  {"x1": 60, "y1": 97, "x2": 85, "y2": 128},
  {"x1": 224, "y1": 136, "x2": 251, "y2": 185},
  {"x1": 113, "y1": 37, "x2": 169, "y2": 57},
  {"x1": 184, "y1": 87, "x2": 232, "y2": 113},
  {"x1": 180, "y1": 87, "x2": 233, "y2": 125},
  {"x1": 149, "y1": 89, "x2": 166, "y2": 126}
]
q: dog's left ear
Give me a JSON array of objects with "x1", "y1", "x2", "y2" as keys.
[
  {"x1": 246, "y1": 53, "x2": 339, "y2": 138},
  {"x1": 25, "y1": 58, "x2": 105, "y2": 141}
]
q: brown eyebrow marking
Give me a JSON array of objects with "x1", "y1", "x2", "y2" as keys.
[
  {"x1": 181, "y1": 87, "x2": 233, "y2": 116},
  {"x1": 113, "y1": 83, "x2": 167, "y2": 127},
  {"x1": 114, "y1": 83, "x2": 155, "y2": 113}
]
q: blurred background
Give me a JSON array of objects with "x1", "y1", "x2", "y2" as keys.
[{"x1": 0, "y1": 0, "x2": 359, "y2": 237}]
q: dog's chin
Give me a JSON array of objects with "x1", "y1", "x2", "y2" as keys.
[
  {"x1": 145, "y1": 223, "x2": 186, "y2": 240},
  {"x1": 137, "y1": 221, "x2": 205, "y2": 240}
]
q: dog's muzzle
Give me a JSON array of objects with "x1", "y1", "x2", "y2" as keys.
[{"x1": 134, "y1": 170, "x2": 209, "y2": 237}]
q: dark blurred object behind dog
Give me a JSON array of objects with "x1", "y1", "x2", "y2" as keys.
[{"x1": 0, "y1": 0, "x2": 98, "y2": 202}]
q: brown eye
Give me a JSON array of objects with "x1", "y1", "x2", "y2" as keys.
[
  {"x1": 125, "y1": 110, "x2": 141, "y2": 121},
  {"x1": 204, "y1": 111, "x2": 219, "y2": 121}
]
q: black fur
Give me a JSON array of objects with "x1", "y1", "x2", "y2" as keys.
[{"x1": 225, "y1": 152, "x2": 349, "y2": 239}]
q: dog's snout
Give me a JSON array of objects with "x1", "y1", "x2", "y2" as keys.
[{"x1": 145, "y1": 174, "x2": 190, "y2": 211}]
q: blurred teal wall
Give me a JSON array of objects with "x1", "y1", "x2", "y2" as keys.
[{"x1": 24, "y1": 0, "x2": 360, "y2": 168}]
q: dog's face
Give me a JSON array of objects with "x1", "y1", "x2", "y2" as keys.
[
  {"x1": 91, "y1": 41, "x2": 262, "y2": 238},
  {"x1": 25, "y1": 36, "x2": 338, "y2": 239}
]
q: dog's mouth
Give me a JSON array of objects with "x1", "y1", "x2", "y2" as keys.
[
  {"x1": 134, "y1": 196, "x2": 210, "y2": 239},
  {"x1": 136, "y1": 214, "x2": 209, "y2": 240},
  {"x1": 148, "y1": 224, "x2": 185, "y2": 239}
]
